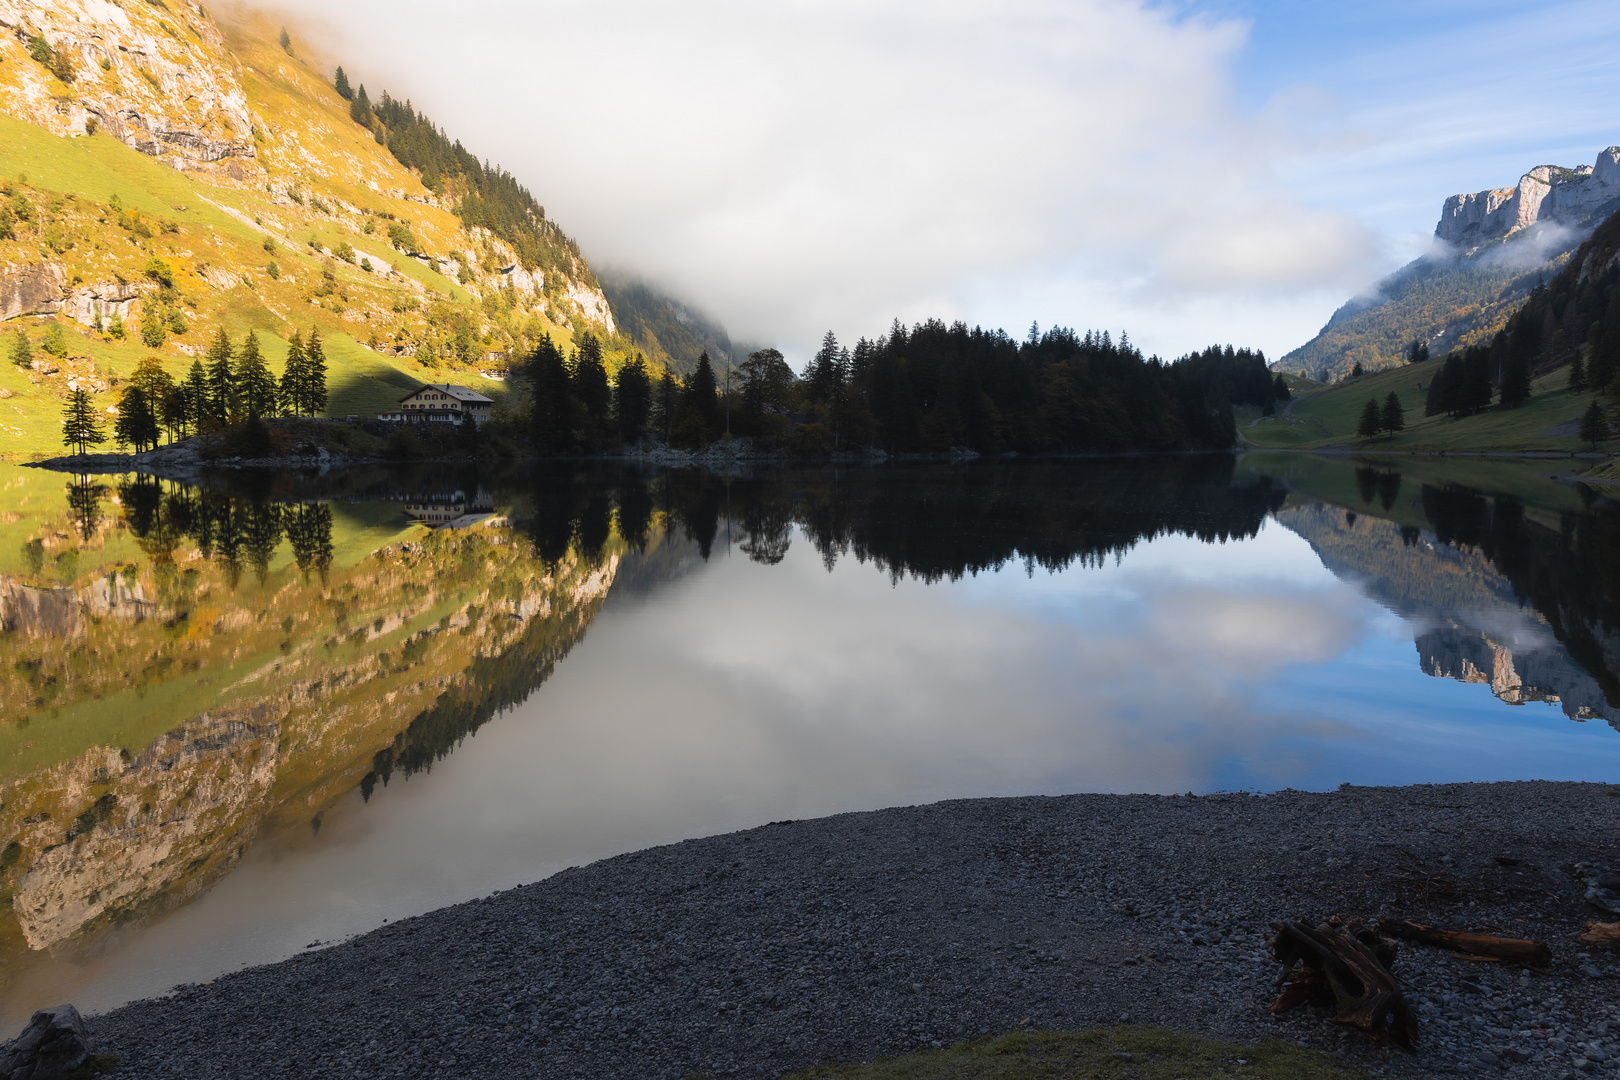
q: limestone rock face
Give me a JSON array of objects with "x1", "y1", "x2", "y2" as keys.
[
  {"x1": 11, "y1": 713, "x2": 280, "y2": 949},
  {"x1": 0, "y1": 0, "x2": 261, "y2": 184},
  {"x1": 63, "y1": 280, "x2": 139, "y2": 327},
  {"x1": 1436, "y1": 147, "x2": 1620, "y2": 247},
  {"x1": 0, "y1": 262, "x2": 65, "y2": 321}
]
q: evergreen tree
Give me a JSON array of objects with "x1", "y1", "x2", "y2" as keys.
[
  {"x1": 334, "y1": 66, "x2": 353, "y2": 100},
  {"x1": 1499, "y1": 354, "x2": 1532, "y2": 408},
  {"x1": 40, "y1": 322, "x2": 67, "y2": 357},
  {"x1": 129, "y1": 355, "x2": 179, "y2": 441},
  {"x1": 571, "y1": 332, "x2": 611, "y2": 429},
  {"x1": 236, "y1": 331, "x2": 276, "y2": 419},
  {"x1": 279, "y1": 330, "x2": 307, "y2": 417},
  {"x1": 303, "y1": 328, "x2": 329, "y2": 416},
  {"x1": 203, "y1": 327, "x2": 235, "y2": 425},
  {"x1": 182, "y1": 360, "x2": 209, "y2": 434},
  {"x1": 139, "y1": 304, "x2": 166, "y2": 348},
  {"x1": 1356, "y1": 397, "x2": 1382, "y2": 438},
  {"x1": 114, "y1": 386, "x2": 160, "y2": 452},
  {"x1": 1568, "y1": 352, "x2": 1588, "y2": 392},
  {"x1": 1407, "y1": 340, "x2": 1429, "y2": 364},
  {"x1": 1272, "y1": 373, "x2": 1291, "y2": 402},
  {"x1": 614, "y1": 353, "x2": 652, "y2": 441},
  {"x1": 807, "y1": 332, "x2": 839, "y2": 403},
  {"x1": 653, "y1": 367, "x2": 679, "y2": 444},
  {"x1": 62, "y1": 387, "x2": 106, "y2": 455},
  {"x1": 9, "y1": 327, "x2": 31, "y2": 368},
  {"x1": 1462, "y1": 348, "x2": 1494, "y2": 414},
  {"x1": 350, "y1": 84, "x2": 372, "y2": 128},
  {"x1": 1351, "y1": 361, "x2": 1363, "y2": 377},
  {"x1": 684, "y1": 352, "x2": 721, "y2": 441},
  {"x1": 1426, "y1": 354, "x2": 1461, "y2": 417},
  {"x1": 528, "y1": 334, "x2": 570, "y2": 454},
  {"x1": 1580, "y1": 400, "x2": 1611, "y2": 449},
  {"x1": 1381, "y1": 391, "x2": 1404, "y2": 433}
]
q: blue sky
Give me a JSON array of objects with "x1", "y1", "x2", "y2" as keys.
[{"x1": 288, "y1": 0, "x2": 1620, "y2": 362}]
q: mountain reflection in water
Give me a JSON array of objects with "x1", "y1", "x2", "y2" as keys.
[{"x1": 1, "y1": 455, "x2": 1619, "y2": 1030}]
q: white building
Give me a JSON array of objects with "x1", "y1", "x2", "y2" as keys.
[{"x1": 378, "y1": 384, "x2": 495, "y2": 426}]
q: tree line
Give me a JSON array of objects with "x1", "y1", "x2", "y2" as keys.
[
  {"x1": 331, "y1": 65, "x2": 585, "y2": 282},
  {"x1": 63, "y1": 328, "x2": 330, "y2": 455},
  {"x1": 525, "y1": 321, "x2": 1291, "y2": 455}
]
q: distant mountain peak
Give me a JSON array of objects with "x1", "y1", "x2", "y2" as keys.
[{"x1": 1436, "y1": 147, "x2": 1620, "y2": 248}]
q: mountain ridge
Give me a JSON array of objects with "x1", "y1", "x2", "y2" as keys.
[{"x1": 1279, "y1": 145, "x2": 1620, "y2": 381}]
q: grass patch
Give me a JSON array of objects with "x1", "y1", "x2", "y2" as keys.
[
  {"x1": 778, "y1": 1028, "x2": 1378, "y2": 1080},
  {"x1": 1242, "y1": 362, "x2": 1600, "y2": 454}
]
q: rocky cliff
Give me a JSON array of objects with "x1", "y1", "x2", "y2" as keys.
[
  {"x1": 1436, "y1": 148, "x2": 1620, "y2": 248},
  {"x1": 1278, "y1": 144, "x2": 1620, "y2": 380},
  {"x1": 0, "y1": 0, "x2": 260, "y2": 183},
  {"x1": 0, "y1": 0, "x2": 637, "y2": 451},
  {"x1": 1277, "y1": 503, "x2": 1620, "y2": 729}
]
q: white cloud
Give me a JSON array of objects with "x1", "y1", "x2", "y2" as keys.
[{"x1": 273, "y1": 0, "x2": 1378, "y2": 359}]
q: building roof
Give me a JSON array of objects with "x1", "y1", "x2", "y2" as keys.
[{"x1": 398, "y1": 383, "x2": 495, "y2": 405}]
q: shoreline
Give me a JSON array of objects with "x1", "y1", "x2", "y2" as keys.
[{"x1": 39, "y1": 781, "x2": 1620, "y2": 1078}]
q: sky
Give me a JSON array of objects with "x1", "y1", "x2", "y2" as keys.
[{"x1": 274, "y1": 0, "x2": 1620, "y2": 364}]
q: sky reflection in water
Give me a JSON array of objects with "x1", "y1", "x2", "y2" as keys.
[{"x1": 4, "y1": 460, "x2": 1620, "y2": 1028}]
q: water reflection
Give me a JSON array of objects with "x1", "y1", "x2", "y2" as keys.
[{"x1": 1, "y1": 455, "x2": 1619, "y2": 1029}]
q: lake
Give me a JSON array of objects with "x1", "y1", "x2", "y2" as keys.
[{"x1": 2, "y1": 452, "x2": 1618, "y2": 1033}]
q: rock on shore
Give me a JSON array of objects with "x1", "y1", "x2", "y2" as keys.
[{"x1": 62, "y1": 782, "x2": 1620, "y2": 1077}]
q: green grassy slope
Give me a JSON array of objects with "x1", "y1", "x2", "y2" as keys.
[{"x1": 1238, "y1": 361, "x2": 1602, "y2": 454}]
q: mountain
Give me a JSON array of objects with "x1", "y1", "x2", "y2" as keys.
[
  {"x1": 1278, "y1": 502, "x2": 1620, "y2": 729},
  {"x1": 598, "y1": 271, "x2": 741, "y2": 377},
  {"x1": 1280, "y1": 146, "x2": 1620, "y2": 381},
  {"x1": 0, "y1": 1, "x2": 641, "y2": 455}
]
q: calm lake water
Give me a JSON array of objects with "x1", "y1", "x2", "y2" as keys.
[{"x1": 2, "y1": 453, "x2": 1619, "y2": 1031}]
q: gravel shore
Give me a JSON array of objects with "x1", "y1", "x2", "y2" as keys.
[{"x1": 67, "y1": 782, "x2": 1620, "y2": 1078}]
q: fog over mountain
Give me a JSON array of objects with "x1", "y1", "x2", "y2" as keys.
[{"x1": 276, "y1": 0, "x2": 1620, "y2": 363}]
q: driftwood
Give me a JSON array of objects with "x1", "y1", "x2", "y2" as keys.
[
  {"x1": 1269, "y1": 918, "x2": 1418, "y2": 1049},
  {"x1": 1378, "y1": 919, "x2": 1551, "y2": 968},
  {"x1": 1577, "y1": 921, "x2": 1620, "y2": 947}
]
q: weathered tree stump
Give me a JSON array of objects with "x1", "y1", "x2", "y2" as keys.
[
  {"x1": 1269, "y1": 918, "x2": 1418, "y2": 1049},
  {"x1": 1578, "y1": 921, "x2": 1620, "y2": 947},
  {"x1": 1378, "y1": 919, "x2": 1551, "y2": 968}
]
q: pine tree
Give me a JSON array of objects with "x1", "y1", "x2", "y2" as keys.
[
  {"x1": 1356, "y1": 397, "x2": 1382, "y2": 438},
  {"x1": 114, "y1": 386, "x2": 160, "y2": 452},
  {"x1": 528, "y1": 334, "x2": 570, "y2": 454},
  {"x1": 279, "y1": 330, "x2": 307, "y2": 416},
  {"x1": 182, "y1": 360, "x2": 209, "y2": 434},
  {"x1": 808, "y1": 332, "x2": 839, "y2": 403},
  {"x1": 1499, "y1": 354, "x2": 1532, "y2": 408},
  {"x1": 1407, "y1": 340, "x2": 1429, "y2": 364},
  {"x1": 571, "y1": 332, "x2": 610, "y2": 428},
  {"x1": 236, "y1": 331, "x2": 276, "y2": 419},
  {"x1": 615, "y1": 353, "x2": 652, "y2": 441},
  {"x1": 303, "y1": 328, "x2": 329, "y2": 416},
  {"x1": 129, "y1": 355, "x2": 178, "y2": 441},
  {"x1": 350, "y1": 84, "x2": 372, "y2": 128},
  {"x1": 203, "y1": 327, "x2": 235, "y2": 425},
  {"x1": 653, "y1": 368, "x2": 679, "y2": 444},
  {"x1": 62, "y1": 387, "x2": 106, "y2": 455},
  {"x1": 1272, "y1": 373, "x2": 1291, "y2": 402},
  {"x1": 1351, "y1": 361, "x2": 1363, "y2": 378},
  {"x1": 686, "y1": 352, "x2": 720, "y2": 438},
  {"x1": 1381, "y1": 391, "x2": 1404, "y2": 433},
  {"x1": 1580, "y1": 400, "x2": 1611, "y2": 449},
  {"x1": 139, "y1": 304, "x2": 166, "y2": 348},
  {"x1": 1569, "y1": 352, "x2": 1588, "y2": 392},
  {"x1": 9, "y1": 328, "x2": 30, "y2": 368},
  {"x1": 334, "y1": 66, "x2": 353, "y2": 100}
]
